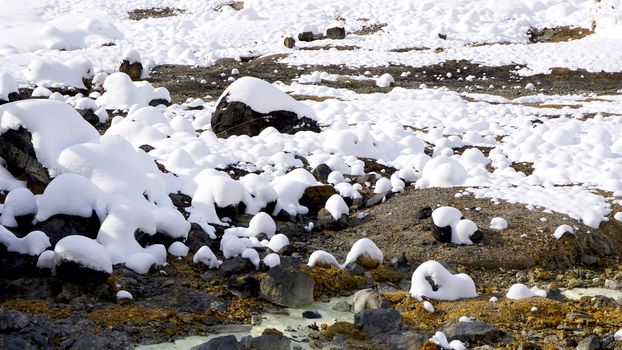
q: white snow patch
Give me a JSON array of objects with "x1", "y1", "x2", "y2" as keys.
[
  {"x1": 410, "y1": 260, "x2": 477, "y2": 301},
  {"x1": 506, "y1": 283, "x2": 547, "y2": 300}
]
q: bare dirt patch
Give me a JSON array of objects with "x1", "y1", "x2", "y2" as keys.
[
  {"x1": 128, "y1": 7, "x2": 184, "y2": 21},
  {"x1": 528, "y1": 26, "x2": 594, "y2": 43}
]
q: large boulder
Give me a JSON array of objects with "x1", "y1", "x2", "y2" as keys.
[
  {"x1": 34, "y1": 212, "x2": 101, "y2": 246},
  {"x1": 354, "y1": 308, "x2": 401, "y2": 339},
  {"x1": 440, "y1": 321, "x2": 505, "y2": 344},
  {"x1": 211, "y1": 77, "x2": 320, "y2": 138},
  {"x1": 191, "y1": 335, "x2": 242, "y2": 350},
  {"x1": 0, "y1": 127, "x2": 51, "y2": 188},
  {"x1": 260, "y1": 266, "x2": 313, "y2": 307}
]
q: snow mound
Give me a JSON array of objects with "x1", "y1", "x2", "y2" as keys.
[
  {"x1": 168, "y1": 241, "x2": 189, "y2": 257},
  {"x1": 248, "y1": 212, "x2": 276, "y2": 238},
  {"x1": 0, "y1": 100, "x2": 100, "y2": 176},
  {"x1": 263, "y1": 253, "x2": 281, "y2": 268},
  {"x1": 271, "y1": 168, "x2": 317, "y2": 216},
  {"x1": 125, "y1": 252, "x2": 156, "y2": 274},
  {"x1": 0, "y1": 187, "x2": 37, "y2": 227},
  {"x1": 344, "y1": 238, "x2": 383, "y2": 268},
  {"x1": 96, "y1": 73, "x2": 171, "y2": 110},
  {"x1": 324, "y1": 194, "x2": 349, "y2": 220},
  {"x1": 419, "y1": 156, "x2": 468, "y2": 188},
  {"x1": 54, "y1": 235, "x2": 112, "y2": 274},
  {"x1": 489, "y1": 217, "x2": 508, "y2": 230},
  {"x1": 307, "y1": 250, "x2": 341, "y2": 268},
  {"x1": 26, "y1": 57, "x2": 93, "y2": 89},
  {"x1": 242, "y1": 248, "x2": 260, "y2": 269},
  {"x1": 506, "y1": 283, "x2": 547, "y2": 300},
  {"x1": 430, "y1": 331, "x2": 466, "y2": 350},
  {"x1": 0, "y1": 72, "x2": 18, "y2": 101},
  {"x1": 410, "y1": 260, "x2": 477, "y2": 301},
  {"x1": 116, "y1": 290, "x2": 133, "y2": 300},
  {"x1": 267, "y1": 233, "x2": 290, "y2": 253},
  {"x1": 193, "y1": 246, "x2": 222, "y2": 269},
  {"x1": 216, "y1": 76, "x2": 316, "y2": 120},
  {"x1": 123, "y1": 49, "x2": 142, "y2": 64},
  {"x1": 0, "y1": 226, "x2": 50, "y2": 256},
  {"x1": 432, "y1": 206, "x2": 479, "y2": 245},
  {"x1": 553, "y1": 224, "x2": 574, "y2": 239},
  {"x1": 36, "y1": 173, "x2": 104, "y2": 221},
  {"x1": 376, "y1": 73, "x2": 394, "y2": 88}
]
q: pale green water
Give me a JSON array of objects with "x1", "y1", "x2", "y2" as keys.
[
  {"x1": 137, "y1": 297, "x2": 353, "y2": 350},
  {"x1": 561, "y1": 287, "x2": 622, "y2": 301}
]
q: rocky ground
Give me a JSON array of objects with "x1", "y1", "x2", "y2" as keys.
[{"x1": 2, "y1": 53, "x2": 622, "y2": 350}]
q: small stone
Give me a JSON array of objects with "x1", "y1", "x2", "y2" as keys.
[
  {"x1": 302, "y1": 310, "x2": 322, "y2": 319},
  {"x1": 119, "y1": 60, "x2": 143, "y2": 81},
  {"x1": 352, "y1": 289, "x2": 390, "y2": 313},
  {"x1": 441, "y1": 321, "x2": 505, "y2": 343},
  {"x1": 576, "y1": 335, "x2": 600, "y2": 350},
  {"x1": 191, "y1": 335, "x2": 242, "y2": 350},
  {"x1": 298, "y1": 32, "x2": 315, "y2": 42},
  {"x1": 332, "y1": 300, "x2": 351, "y2": 312},
  {"x1": 326, "y1": 27, "x2": 346, "y2": 39},
  {"x1": 284, "y1": 37, "x2": 295, "y2": 48},
  {"x1": 417, "y1": 207, "x2": 433, "y2": 219},
  {"x1": 366, "y1": 192, "x2": 388, "y2": 207}
]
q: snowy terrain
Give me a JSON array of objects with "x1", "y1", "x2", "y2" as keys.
[{"x1": 1, "y1": 0, "x2": 622, "y2": 348}]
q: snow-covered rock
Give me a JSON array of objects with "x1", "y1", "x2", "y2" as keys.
[
  {"x1": 263, "y1": 253, "x2": 281, "y2": 268},
  {"x1": 344, "y1": 238, "x2": 383, "y2": 269},
  {"x1": 54, "y1": 235, "x2": 112, "y2": 274},
  {"x1": 489, "y1": 217, "x2": 508, "y2": 230},
  {"x1": 376, "y1": 73, "x2": 394, "y2": 88},
  {"x1": 0, "y1": 72, "x2": 18, "y2": 102},
  {"x1": 26, "y1": 57, "x2": 93, "y2": 89},
  {"x1": 193, "y1": 246, "x2": 222, "y2": 269},
  {"x1": 168, "y1": 241, "x2": 189, "y2": 257},
  {"x1": 96, "y1": 73, "x2": 171, "y2": 110},
  {"x1": 307, "y1": 250, "x2": 341, "y2": 268},
  {"x1": 0, "y1": 226, "x2": 50, "y2": 256},
  {"x1": 410, "y1": 260, "x2": 477, "y2": 301},
  {"x1": 431, "y1": 206, "x2": 481, "y2": 245},
  {"x1": 506, "y1": 283, "x2": 547, "y2": 300},
  {"x1": 324, "y1": 194, "x2": 349, "y2": 220},
  {"x1": 553, "y1": 224, "x2": 573, "y2": 239}
]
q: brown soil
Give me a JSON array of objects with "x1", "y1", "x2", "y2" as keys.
[
  {"x1": 528, "y1": 26, "x2": 594, "y2": 43},
  {"x1": 128, "y1": 7, "x2": 184, "y2": 21}
]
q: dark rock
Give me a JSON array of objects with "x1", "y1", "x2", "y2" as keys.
[
  {"x1": 77, "y1": 108, "x2": 103, "y2": 127},
  {"x1": 546, "y1": 288, "x2": 565, "y2": 302},
  {"x1": 0, "y1": 244, "x2": 40, "y2": 278},
  {"x1": 0, "y1": 127, "x2": 50, "y2": 188},
  {"x1": 69, "y1": 333, "x2": 113, "y2": 350},
  {"x1": 220, "y1": 256, "x2": 255, "y2": 276},
  {"x1": 0, "y1": 310, "x2": 31, "y2": 331},
  {"x1": 211, "y1": 97, "x2": 320, "y2": 138},
  {"x1": 298, "y1": 31, "x2": 316, "y2": 42},
  {"x1": 387, "y1": 331, "x2": 429, "y2": 350},
  {"x1": 346, "y1": 262, "x2": 367, "y2": 276},
  {"x1": 438, "y1": 33, "x2": 447, "y2": 40},
  {"x1": 576, "y1": 335, "x2": 600, "y2": 350},
  {"x1": 354, "y1": 308, "x2": 401, "y2": 338},
  {"x1": 299, "y1": 185, "x2": 336, "y2": 215},
  {"x1": 390, "y1": 253, "x2": 409, "y2": 271},
  {"x1": 417, "y1": 207, "x2": 433, "y2": 220},
  {"x1": 169, "y1": 192, "x2": 192, "y2": 209},
  {"x1": 326, "y1": 27, "x2": 346, "y2": 39},
  {"x1": 34, "y1": 212, "x2": 100, "y2": 246},
  {"x1": 317, "y1": 208, "x2": 348, "y2": 230},
  {"x1": 119, "y1": 60, "x2": 143, "y2": 81},
  {"x1": 0, "y1": 91, "x2": 20, "y2": 105},
  {"x1": 185, "y1": 224, "x2": 215, "y2": 253},
  {"x1": 302, "y1": 310, "x2": 322, "y2": 319},
  {"x1": 251, "y1": 332, "x2": 291, "y2": 350},
  {"x1": 441, "y1": 321, "x2": 505, "y2": 344},
  {"x1": 469, "y1": 230, "x2": 483, "y2": 243},
  {"x1": 149, "y1": 98, "x2": 171, "y2": 107},
  {"x1": 430, "y1": 222, "x2": 452, "y2": 243},
  {"x1": 366, "y1": 192, "x2": 388, "y2": 207},
  {"x1": 191, "y1": 335, "x2": 242, "y2": 350},
  {"x1": 139, "y1": 144, "x2": 156, "y2": 153},
  {"x1": 260, "y1": 266, "x2": 313, "y2": 307},
  {"x1": 3, "y1": 336, "x2": 34, "y2": 350},
  {"x1": 283, "y1": 37, "x2": 295, "y2": 48},
  {"x1": 311, "y1": 163, "x2": 331, "y2": 182},
  {"x1": 53, "y1": 260, "x2": 113, "y2": 301},
  {"x1": 228, "y1": 274, "x2": 260, "y2": 298},
  {"x1": 275, "y1": 244, "x2": 296, "y2": 256},
  {"x1": 353, "y1": 174, "x2": 377, "y2": 185}
]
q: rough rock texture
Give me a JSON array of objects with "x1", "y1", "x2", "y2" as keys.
[
  {"x1": 119, "y1": 60, "x2": 143, "y2": 81},
  {"x1": 0, "y1": 127, "x2": 51, "y2": 188},
  {"x1": 352, "y1": 289, "x2": 391, "y2": 313},
  {"x1": 317, "y1": 208, "x2": 348, "y2": 230},
  {"x1": 326, "y1": 27, "x2": 346, "y2": 39},
  {"x1": 250, "y1": 333, "x2": 291, "y2": 350},
  {"x1": 260, "y1": 266, "x2": 313, "y2": 307},
  {"x1": 34, "y1": 212, "x2": 101, "y2": 246},
  {"x1": 354, "y1": 308, "x2": 401, "y2": 338},
  {"x1": 440, "y1": 321, "x2": 505, "y2": 343},
  {"x1": 0, "y1": 91, "x2": 20, "y2": 105},
  {"x1": 0, "y1": 244, "x2": 40, "y2": 278},
  {"x1": 191, "y1": 335, "x2": 242, "y2": 350},
  {"x1": 283, "y1": 37, "x2": 295, "y2": 48},
  {"x1": 299, "y1": 185, "x2": 336, "y2": 216},
  {"x1": 211, "y1": 97, "x2": 320, "y2": 138},
  {"x1": 430, "y1": 222, "x2": 453, "y2": 243}
]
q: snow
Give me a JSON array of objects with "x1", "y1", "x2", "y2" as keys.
[
  {"x1": 242, "y1": 248, "x2": 260, "y2": 269},
  {"x1": 343, "y1": 238, "x2": 383, "y2": 267},
  {"x1": 37, "y1": 250, "x2": 56, "y2": 270},
  {"x1": 263, "y1": 253, "x2": 281, "y2": 268},
  {"x1": 248, "y1": 212, "x2": 276, "y2": 238},
  {"x1": 96, "y1": 73, "x2": 171, "y2": 110},
  {"x1": 123, "y1": 49, "x2": 141, "y2": 64},
  {"x1": 31, "y1": 86, "x2": 53, "y2": 98},
  {"x1": 490, "y1": 217, "x2": 508, "y2": 230},
  {"x1": 615, "y1": 212, "x2": 622, "y2": 222},
  {"x1": 0, "y1": 73, "x2": 18, "y2": 101},
  {"x1": 216, "y1": 76, "x2": 316, "y2": 121},
  {"x1": 553, "y1": 224, "x2": 574, "y2": 239},
  {"x1": 168, "y1": 241, "x2": 189, "y2": 257},
  {"x1": 615, "y1": 329, "x2": 622, "y2": 341},
  {"x1": 423, "y1": 301, "x2": 435, "y2": 313},
  {"x1": 506, "y1": 283, "x2": 547, "y2": 300},
  {"x1": 54, "y1": 235, "x2": 112, "y2": 274},
  {"x1": 0, "y1": 188, "x2": 37, "y2": 227},
  {"x1": 220, "y1": 233, "x2": 247, "y2": 259},
  {"x1": 375, "y1": 73, "x2": 394, "y2": 88},
  {"x1": 0, "y1": 226, "x2": 50, "y2": 256},
  {"x1": 116, "y1": 290, "x2": 133, "y2": 300},
  {"x1": 307, "y1": 250, "x2": 341, "y2": 268},
  {"x1": 419, "y1": 156, "x2": 468, "y2": 188},
  {"x1": 267, "y1": 233, "x2": 290, "y2": 253},
  {"x1": 125, "y1": 252, "x2": 156, "y2": 274},
  {"x1": 271, "y1": 168, "x2": 317, "y2": 216},
  {"x1": 374, "y1": 177, "x2": 392, "y2": 194},
  {"x1": 431, "y1": 206, "x2": 479, "y2": 245},
  {"x1": 36, "y1": 173, "x2": 104, "y2": 221},
  {"x1": 0, "y1": 100, "x2": 100, "y2": 176},
  {"x1": 324, "y1": 194, "x2": 349, "y2": 220},
  {"x1": 410, "y1": 260, "x2": 478, "y2": 301},
  {"x1": 26, "y1": 57, "x2": 93, "y2": 89},
  {"x1": 193, "y1": 246, "x2": 222, "y2": 269},
  {"x1": 430, "y1": 331, "x2": 467, "y2": 350}
]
